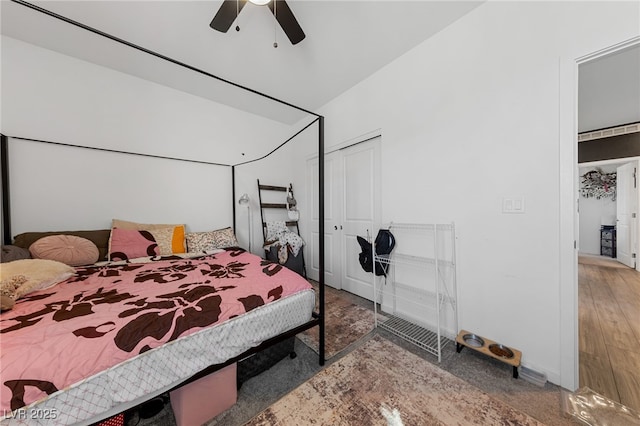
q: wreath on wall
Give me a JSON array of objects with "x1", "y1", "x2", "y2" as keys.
[{"x1": 581, "y1": 168, "x2": 616, "y2": 200}]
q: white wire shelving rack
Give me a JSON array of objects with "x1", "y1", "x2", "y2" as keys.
[{"x1": 373, "y1": 222, "x2": 457, "y2": 362}]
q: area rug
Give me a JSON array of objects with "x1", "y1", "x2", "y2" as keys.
[
  {"x1": 298, "y1": 283, "x2": 375, "y2": 359},
  {"x1": 245, "y1": 335, "x2": 546, "y2": 425}
]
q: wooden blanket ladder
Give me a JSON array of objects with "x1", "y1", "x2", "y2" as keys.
[{"x1": 257, "y1": 179, "x2": 306, "y2": 277}]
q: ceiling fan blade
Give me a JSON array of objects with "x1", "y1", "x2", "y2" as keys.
[
  {"x1": 267, "y1": 0, "x2": 305, "y2": 45},
  {"x1": 210, "y1": 0, "x2": 247, "y2": 32}
]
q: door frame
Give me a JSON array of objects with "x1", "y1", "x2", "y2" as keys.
[{"x1": 560, "y1": 35, "x2": 640, "y2": 391}]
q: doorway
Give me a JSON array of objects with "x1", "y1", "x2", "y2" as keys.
[
  {"x1": 576, "y1": 41, "x2": 640, "y2": 407},
  {"x1": 578, "y1": 159, "x2": 640, "y2": 269},
  {"x1": 306, "y1": 136, "x2": 381, "y2": 301}
]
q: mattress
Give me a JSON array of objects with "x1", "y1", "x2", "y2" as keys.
[{"x1": 0, "y1": 250, "x2": 315, "y2": 425}]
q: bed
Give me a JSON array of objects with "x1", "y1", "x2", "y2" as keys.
[
  {"x1": 0, "y1": 229, "x2": 318, "y2": 425},
  {"x1": 1, "y1": 5, "x2": 327, "y2": 422}
]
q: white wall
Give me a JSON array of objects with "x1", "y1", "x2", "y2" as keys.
[
  {"x1": 1, "y1": 36, "x2": 298, "y2": 235},
  {"x1": 1, "y1": 36, "x2": 293, "y2": 166},
  {"x1": 297, "y1": 1, "x2": 639, "y2": 386},
  {"x1": 234, "y1": 120, "x2": 318, "y2": 255},
  {"x1": 8, "y1": 137, "x2": 232, "y2": 235},
  {"x1": 578, "y1": 164, "x2": 619, "y2": 255}
]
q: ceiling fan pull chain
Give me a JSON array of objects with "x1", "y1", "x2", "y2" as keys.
[
  {"x1": 273, "y1": 0, "x2": 278, "y2": 48},
  {"x1": 235, "y1": 0, "x2": 240, "y2": 31}
]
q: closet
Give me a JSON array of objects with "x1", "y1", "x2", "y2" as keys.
[
  {"x1": 305, "y1": 136, "x2": 381, "y2": 298},
  {"x1": 373, "y1": 222, "x2": 457, "y2": 362}
]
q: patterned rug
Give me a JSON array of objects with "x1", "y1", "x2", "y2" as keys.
[
  {"x1": 245, "y1": 336, "x2": 546, "y2": 425},
  {"x1": 298, "y1": 283, "x2": 375, "y2": 359}
]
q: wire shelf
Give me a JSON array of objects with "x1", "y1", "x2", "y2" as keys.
[
  {"x1": 376, "y1": 253, "x2": 455, "y2": 268},
  {"x1": 378, "y1": 314, "x2": 452, "y2": 358},
  {"x1": 373, "y1": 221, "x2": 457, "y2": 363}
]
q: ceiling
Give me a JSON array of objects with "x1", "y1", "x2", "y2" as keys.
[
  {"x1": 1, "y1": 0, "x2": 484, "y2": 124},
  {"x1": 579, "y1": 44, "x2": 640, "y2": 133}
]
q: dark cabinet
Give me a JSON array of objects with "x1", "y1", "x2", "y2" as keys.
[{"x1": 600, "y1": 225, "x2": 616, "y2": 258}]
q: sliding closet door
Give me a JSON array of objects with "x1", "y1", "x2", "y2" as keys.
[
  {"x1": 306, "y1": 136, "x2": 381, "y2": 299},
  {"x1": 307, "y1": 152, "x2": 343, "y2": 288},
  {"x1": 340, "y1": 138, "x2": 381, "y2": 300}
]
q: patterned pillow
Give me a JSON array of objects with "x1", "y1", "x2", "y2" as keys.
[
  {"x1": 147, "y1": 227, "x2": 175, "y2": 255},
  {"x1": 186, "y1": 228, "x2": 239, "y2": 252},
  {"x1": 109, "y1": 228, "x2": 159, "y2": 261},
  {"x1": 266, "y1": 221, "x2": 288, "y2": 242},
  {"x1": 29, "y1": 235, "x2": 100, "y2": 266},
  {"x1": 109, "y1": 219, "x2": 186, "y2": 257}
]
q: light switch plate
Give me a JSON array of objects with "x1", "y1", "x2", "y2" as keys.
[{"x1": 503, "y1": 197, "x2": 525, "y2": 214}]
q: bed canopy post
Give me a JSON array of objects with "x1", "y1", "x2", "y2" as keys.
[
  {"x1": 1, "y1": 134, "x2": 10, "y2": 245},
  {"x1": 232, "y1": 165, "x2": 237, "y2": 232},
  {"x1": 318, "y1": 116, "x2": 325, "y2": 366}
]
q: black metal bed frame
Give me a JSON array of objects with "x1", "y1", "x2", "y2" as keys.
[{"x1": 0, "y1": 0, "x2": 325, "y2": 421}]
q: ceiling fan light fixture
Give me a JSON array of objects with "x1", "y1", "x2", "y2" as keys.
[{"x1": 211, "y1": 0, "x2": 305, "y2": 44}]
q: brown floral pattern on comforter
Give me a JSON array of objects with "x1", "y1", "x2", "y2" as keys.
[{"x1": 0, "y1": 249, "x2": 311, "y2": 413}]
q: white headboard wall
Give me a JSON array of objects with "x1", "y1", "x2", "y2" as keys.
[{"x1": 7, "y1": 137, "x2": 232, "y2": 237}]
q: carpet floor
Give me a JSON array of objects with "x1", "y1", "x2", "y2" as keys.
[
  {"x1": 246, "y1": 335, "x2": 544, "y2": 425},
  {"x1": 126, "y1": 285, "x2": 578, "y2": 426},
  {"x1": 297, "y1": 283, "x2": 375, "y2": 359}
]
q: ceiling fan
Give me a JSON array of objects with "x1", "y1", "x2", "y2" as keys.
[{"x1": 210, "y1": 0, "x2": 306, "y2": 45}]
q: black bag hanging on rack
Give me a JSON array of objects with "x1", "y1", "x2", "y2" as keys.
[
  {"x1": 357, "y1": 236, "x2": 373, "y2": 273},
  {"x1": 357, "y1": 229, "x2": 396, "y2": 276},
  {"x1": 373, "y1": 229, "x2": 395, "y2": 276}
]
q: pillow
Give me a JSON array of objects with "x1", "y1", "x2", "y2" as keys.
[
  {"x1": 110, "y1": 219, "x2": 186, "y2": 255},
  {"x1": 1, "y1": 245, "x2": 31, "y2": 263},
  {"x1": 147, "y1": 227, "x2": 175, "y2": 255},
  {"x1": 0, "y1": 259, "x2": 75, "y2": 298},
  {"x1": 0, "y1": 275, "x2": 25, "y2": 311},
  {"x1": 0, "y1": 275, "x2": 27, "y2": 299},
  {"x1": 13, "y1": 230, "x2": 111, "y2": 261},
  {"x1": 266, "y1": 221, "x2": 288, "y2": 242},
  {"x1": 109, "y1": 228, "x2": 159, "y2": 261},
  {"x1": 1, "y1": 295, "x2": 14, "y2": 312},
  {"x1": 29, "y1": 235, "x2": 100, "y2": 266},
  {"x1": 186, "y1": 228, "x2": 239, "y2": 252}
]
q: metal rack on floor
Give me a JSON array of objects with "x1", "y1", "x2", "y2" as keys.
[{"x1": 373, "y1": 222, "x2": 457, "y2": 362}]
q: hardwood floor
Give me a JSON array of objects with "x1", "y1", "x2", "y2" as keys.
[{"x1": 579, "y1": 254, "x2": 640, "y2": 412}]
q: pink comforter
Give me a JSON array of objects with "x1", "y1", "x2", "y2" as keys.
[{"x1": 0, "y1": 249, "x2": 311, "y2": 413}]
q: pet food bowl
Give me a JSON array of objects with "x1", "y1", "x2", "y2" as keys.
[
  {"x1": 462, "y1": 333, "x2": 485, "y2": 348},
  {"x1": 488, "y1": 343, "x2": 514, "y2": 359}
]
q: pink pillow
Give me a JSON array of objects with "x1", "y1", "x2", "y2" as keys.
[
  {"x1": 29, "y1": 235, "x2": 100, "y2": 266},
  {"x1": 109, "y1": 228, "x2": 159, "y2": 261}
]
